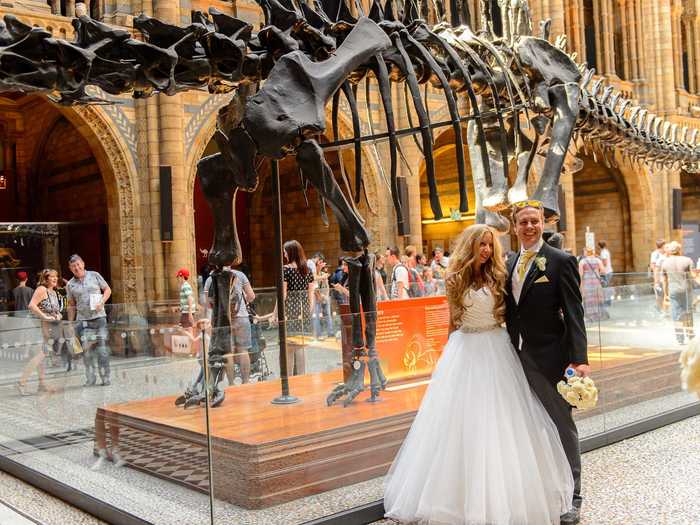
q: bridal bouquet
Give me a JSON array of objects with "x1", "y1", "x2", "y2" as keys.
[
  {"x1": 679, "y1": 338, "x2": 700, "y2": 397},
  {"x1": 557, "y1": 375, "x2": 598, "y2": 410}
]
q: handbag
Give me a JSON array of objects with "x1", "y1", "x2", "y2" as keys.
[
  {"x1": 584, "y1": 259, "x2": 605, "y2": 286},
  {"x1": 71, "y1": 336, "x2": 83, "y2": 355}
]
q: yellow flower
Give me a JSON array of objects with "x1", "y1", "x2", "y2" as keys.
[{"x1": 535, "y1": 256, "x2": 547, "y2": 272}]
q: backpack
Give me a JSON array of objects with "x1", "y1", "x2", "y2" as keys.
[
  {"x1": 229, "y1": 273, "x2": 244, "y2": 316},
  {"x1": 391, "y1": 264, "x2": 425, "y2": 298},
  {"x1": 408, "y1": 267, "x2": 425, "y2": 297}
]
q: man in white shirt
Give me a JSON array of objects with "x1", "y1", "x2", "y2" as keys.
[
  {"x1": 387, "y1": 247, "x2": 409, "y2": 299},
  {"x1": 650, "y1": 239, "x2": 666, "y2": 314},
  {"x1": 597, "y1": 240, "x2": 613, "y2": 287}
]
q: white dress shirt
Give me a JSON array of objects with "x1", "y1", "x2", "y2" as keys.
[{"x1": 512, "y1": 238, "x2": 544, "y2": 304}]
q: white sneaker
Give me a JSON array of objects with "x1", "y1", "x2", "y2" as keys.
[
  {"x1": 91, "y1": 448, "x2": 108, "y2": 471},
  {"x1": 112, "y1": 450, "x2": 127, "y2": 468}
]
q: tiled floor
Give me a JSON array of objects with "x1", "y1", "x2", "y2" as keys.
[
  {"x1": 0, "y1": 501, "x2": 39, "y2": 525},
  {"x1": 373, "y1": 414, "x2": 700, "y2": 524},
  {"x1": 0, "y1": 471, "x2": 104, "y2": 525},
  {"x1": 1, "y1": 415, "x2": 698, "y2": 524}
]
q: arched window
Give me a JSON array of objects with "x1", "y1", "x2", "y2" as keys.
[
  {"x1": 583, "y1": 0, "x2": 597, "y2": 71},
  {"x1": 613, "y1": 0, "x2": 624, "y2": 79},
  {"x1": 490, "y1": 0, "x2": 502, "y2": 37},
  {"x1": 681, "y1": 20, "x2": 691, "y2": 92}
]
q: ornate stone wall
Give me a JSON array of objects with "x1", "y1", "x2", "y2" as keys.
[{"x1": 0, "y1": 0, "x2": 698, "y2": 304}]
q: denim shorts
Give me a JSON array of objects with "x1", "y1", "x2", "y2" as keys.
[{"x1": 231, "y1": 317, "x2": 252, "y2": 352}]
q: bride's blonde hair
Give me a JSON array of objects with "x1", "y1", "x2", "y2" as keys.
[{"x1": 445, "y1": 224, "x2": 507, "y2": 327}]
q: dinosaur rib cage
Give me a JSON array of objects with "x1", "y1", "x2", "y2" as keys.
[
  {"x1": 319, "y1": 104, "x2": 527, "y2": 149},
  {"x1": 0, "y1": 0, "x2": 696, "y2": 208}
]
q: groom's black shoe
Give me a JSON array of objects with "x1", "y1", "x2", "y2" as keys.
[{"x1": 560, "y1": 507, "x2": 581, "y2": 525}]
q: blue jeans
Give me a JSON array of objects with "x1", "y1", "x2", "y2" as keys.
[
  {"x1": 76, "y1": 317, "x2": 110, "y2": 384},
  {"x1": 312, "y1": 299, "x2": 334, "y2": 338}
]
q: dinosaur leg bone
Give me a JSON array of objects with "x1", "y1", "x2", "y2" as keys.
[
  {"x1": 532, "y1": 82, "x2": 580, "y2": 220},
  {"x1": 296, "y1": 139, "x2": 370, "y2": 252},
  {"x1": 468, "y1": 120, "x2": 511, "y2": 232}
]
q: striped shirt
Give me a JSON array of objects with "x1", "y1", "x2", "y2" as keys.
[{"x1": 180, "y1": 281, "x2": 195, "y2": 313}]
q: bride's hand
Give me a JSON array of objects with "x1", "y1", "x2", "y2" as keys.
[{"x1": 567, "y1": 363, "x2": 591, "y2": 378}]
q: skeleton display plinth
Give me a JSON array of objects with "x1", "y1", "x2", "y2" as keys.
[
  {"x1": 95, "y1": 370, "x2": 425, "y2": 509},
  {"x1": 93, "y1": 347, "x2": 681, "y2": 508}
]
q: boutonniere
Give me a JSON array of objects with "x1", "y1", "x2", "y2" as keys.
[{"x1": 535, "y1": 256, "x2": 547, "y2": 272}]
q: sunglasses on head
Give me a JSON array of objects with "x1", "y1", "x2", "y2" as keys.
[{"x1": 512, "y1": 199, "x2": 544, "y2": 209}]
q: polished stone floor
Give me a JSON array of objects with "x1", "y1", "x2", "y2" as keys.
[
  {"x1": 0, "y1": 471, "x2": 104, "y2": 525},
  {"x1": 0, "y1": 291, "x2": 698, "y2": 524},
  {"x1": 0, "y1": 415, "x2": 698, "y2": 524},
  {"x1": 374, "y1": 414, "x2": 700, "y2": 525}
]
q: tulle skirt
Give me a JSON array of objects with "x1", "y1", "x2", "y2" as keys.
[{"x1": 383, "y1": 327, "x2": 574, "y2": 525}]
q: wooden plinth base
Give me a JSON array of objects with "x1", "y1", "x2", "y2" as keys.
[
  {"x1": 94, "y1": 348, "x2": 682, "y2": 510},
  {"x1": 96, "y1": 370, "x2": 424, "y2": 509}
]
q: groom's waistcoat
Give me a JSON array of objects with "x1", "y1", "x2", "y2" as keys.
[{"x1": 506, "y1": 242, "x2": 588, "y2": 384}]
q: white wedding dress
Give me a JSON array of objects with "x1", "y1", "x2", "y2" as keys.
[{"x1": 383, "y1": 287, "x2": 574, "y2": 525}]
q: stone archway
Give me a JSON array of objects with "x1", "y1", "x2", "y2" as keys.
[
  {"x1": 572, "y1": 154, "x2": 655, "y2": 272},
  {"x1": 418, "y1": 126, "x2": 474, "y2": 256},
  {"x1": 64, "y1": 104, "x2": 143, "y2": 303},
  {"x1": 0, "y1": 95, "x2": 142, "y2": 303}
]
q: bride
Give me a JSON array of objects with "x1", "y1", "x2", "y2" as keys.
[{"x1": 384, "y1": 224, "x2": 574, "y2": 525}]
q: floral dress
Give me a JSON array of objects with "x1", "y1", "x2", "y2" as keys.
[
  {"x1": 579, "y1": 255, "x2": 605, "y2": 321},
  {"x1": 283, "y1": 265, "x2": 314, "y2": 336}
]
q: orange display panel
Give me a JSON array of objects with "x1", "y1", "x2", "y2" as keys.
[{"x1": 374, "y1": 296, "x2": 450, "y2": 382}]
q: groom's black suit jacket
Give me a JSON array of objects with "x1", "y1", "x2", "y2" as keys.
[{"x1": 505, "y1": 241, "x2": 588, "y2": 385}]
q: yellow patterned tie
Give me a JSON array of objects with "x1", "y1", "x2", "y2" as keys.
[{"x1": 517, "y1": 251, "x2": 536, "y2": 281}]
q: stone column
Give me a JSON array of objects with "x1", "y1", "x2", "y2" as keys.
[
  {"x1": 656, "y1": 0, "x2": 677, "y2": 113},
  {"x1": 154, "y1": 0, "x2": 189, "y2": 298},
  {"x1": 694, "y1": 15, "x2": 700, "y2": 92},
  {"x1": 626, "y1": 0, "x2": 639, "y2": 80},
  {"x1": 684, "y1": 18, "x2": 696, "y2": 93},
  {"x1": 640, "y1": 0, "x2": 660, "y2": 108},
  {"x1": 620, "y1": 0, "x2": 631, "y2": 80},
  {"x1": 547, "y1": 0, "x2": 567, "y2": 38},
  {"x1": 605, "y1": 0, "x2": 616, "y2": 74},
  {"x1": 574, "y1": 0, "x2": 586, "y2": 65},
  {"x1": 671, "y1": 1, "x2": 683, "y2": 89},
  {"x1": 601, "y1": 0, "x2": 611, "y2": 74},
  {"x1": 65, "y1": 0, "x2": 75, "y2": 17},
  {"x1": 593, "y1": 0, "x2": 605, "y2": 74}
]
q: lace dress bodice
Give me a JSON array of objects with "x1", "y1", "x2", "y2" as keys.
[{"x1": 458, "y1": 287, "x2": 499, "y2": 332}]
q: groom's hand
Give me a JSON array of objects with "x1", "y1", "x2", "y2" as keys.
[{"x1": 567, "y1": 363, "x2": 591, "y2": 378}]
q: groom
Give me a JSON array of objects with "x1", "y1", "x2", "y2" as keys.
[{"x1": 505, "y1": 201, "x2": 590, "y2": 525}]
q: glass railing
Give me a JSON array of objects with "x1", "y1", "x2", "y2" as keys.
[
  {"x1": 581, "y1": 273, "x2": 699, "y2": 433},
  {"x1": 0, "y1": 300, "x2": 214, "y2": 524},
  {"x1": 0, "y1": 275, "x2": 696, "y2": 524}
]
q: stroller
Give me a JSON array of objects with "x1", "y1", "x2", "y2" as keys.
[{"x1": 248, "y1": 301, "x2": 274, "y2": 383}]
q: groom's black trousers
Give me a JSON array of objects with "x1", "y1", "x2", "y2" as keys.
[{"x1": 519, "y1": 350, "x2": 582, "y2": 508}]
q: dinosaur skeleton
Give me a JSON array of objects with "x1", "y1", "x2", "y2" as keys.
[{"x1": 0, "y1": 0, "x2": 697, "y2": 406}]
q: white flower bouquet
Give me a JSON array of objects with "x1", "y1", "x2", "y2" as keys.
[
  {"x1": 557, "y1": 375, "x2": 598, "y2": 410},
  {"x1": 679, "y1": 338, "x2": 700, "y2": 397}
]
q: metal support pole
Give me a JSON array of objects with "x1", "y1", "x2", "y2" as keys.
[
  {"x1": 200, "y1": 327, "x2": 216, "y2": 524},
  {"x1": 271, "y1": 159, "x2": 300, "y2": 405}
]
